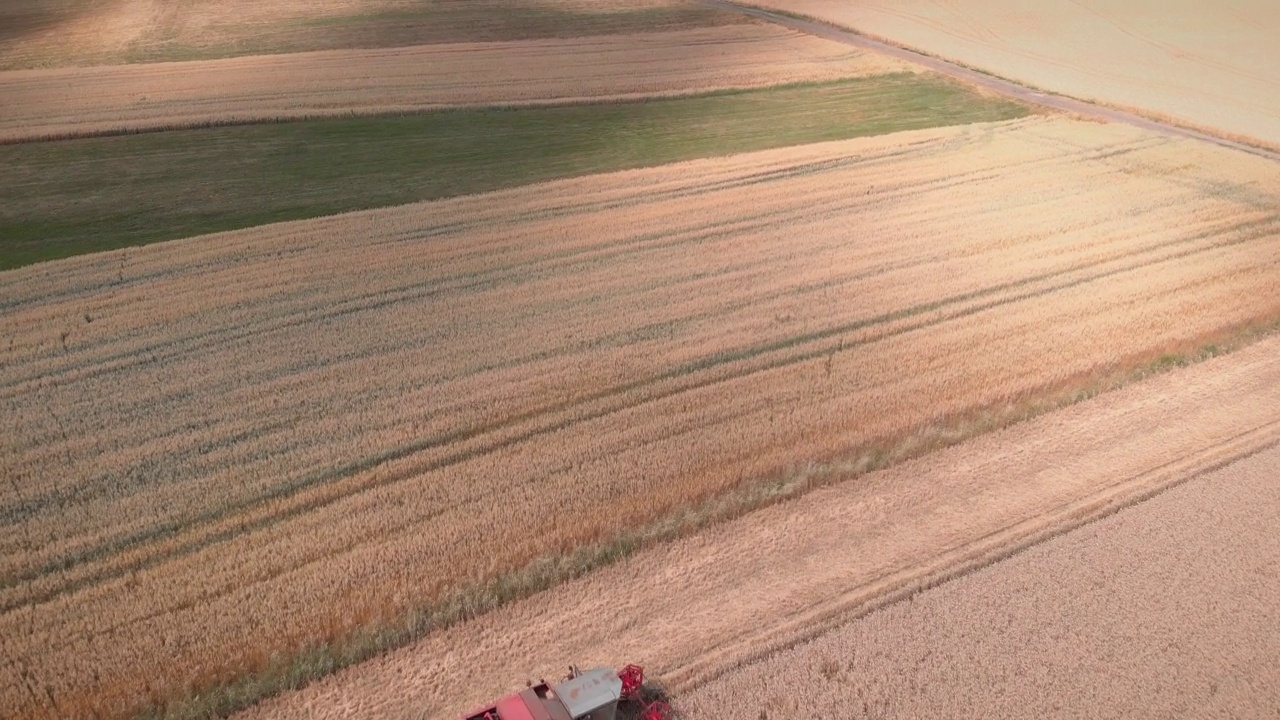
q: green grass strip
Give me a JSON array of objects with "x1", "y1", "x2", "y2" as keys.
[
  {"x1": 0, "y1": 74, "x2": 1026, "y2": 271},
  {"x1": 2, "y1": 3, "x2": 746, "y2": 69}
]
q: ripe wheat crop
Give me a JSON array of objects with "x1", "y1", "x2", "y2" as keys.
[
  {"x1": 0, "y1": 25, "x2": 908, "y2": 144},
  {"x1": 2, "y1": 117, "x2": 1280, "y2": 719},
  {"x1": 242, "y1": 333, "x2": 1280, "y2": 720},
  {"x1": 681, "y1": 442, "x2": 1280, "y2": 719}
]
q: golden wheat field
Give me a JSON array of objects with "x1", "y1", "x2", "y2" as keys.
[
  {"x1": 3, "y1": 115, "x2": 1280, "y2": 719},
  {"x1": 0, "y1": 25, "x2": 907, "y2": 143},
  {"x1": 240, "y1": 334, "x2": 1280, "y2": 720},
  {"x1": 742, "y1": 0, "x2": 1280, "y2": 148},
  {"x1": 682, "y1": 440, "x2": 1280, "y2": 720}
]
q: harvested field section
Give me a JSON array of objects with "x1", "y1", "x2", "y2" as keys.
[
  {"x1": 0, "y1": 25, "x2": 909, "y2": 143},
  {"x1": 3, "y1": 117, "x2": 1280, "y2": 719},
  {"x1": 682, "y1": 442, "x2": 1280, "y2": 720},
  {"x1": 243, "y1": 328, "x2": 1280, "y2": 720},
  {"x1": 0, "y1": 0, "x2": 746, "y2": 69},
  {"x1": 743, "y1": 0, "x2": 1280, "y2": 148}
]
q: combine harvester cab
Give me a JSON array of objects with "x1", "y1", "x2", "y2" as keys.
[{"x1": 462, "y1": 665, "x2": 671, "y2": 720}]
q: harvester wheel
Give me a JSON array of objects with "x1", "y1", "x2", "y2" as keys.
[{"x1": 640, "y1": 701, "x2": 674, "y2": 720}]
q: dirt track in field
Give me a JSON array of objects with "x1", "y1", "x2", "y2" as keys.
[
  {"x1": 5, "y1": 116, "x2": 1280, "y2": 719},
  {"x1": 699, "y1": 0, "x2": 1280, "y2": 160},
  {"x1": 684, "y1": 441, "x2": 1280, "y2": 720},
  {"x1": 240, "y1": 327, "x2": 1280, "y2": 720},
  {"x1": 0, "y1": 25, "x2": 908, "y2": 143}
]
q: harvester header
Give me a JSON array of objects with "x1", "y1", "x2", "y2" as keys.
[{"x1": 461, "y1": 664, "x2": 671, "y2": 720}]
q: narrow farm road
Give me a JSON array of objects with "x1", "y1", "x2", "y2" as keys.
[{"x1": 696, "y1": 0, "x2": 1280, "y2": 163}]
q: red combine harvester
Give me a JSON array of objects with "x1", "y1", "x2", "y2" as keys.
[{"x1": 461, "y1": 665, "x2": 672, "y2": 720}]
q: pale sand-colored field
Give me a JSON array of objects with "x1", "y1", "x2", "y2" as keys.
[
  {"x1": 0, "y1": 0, "x2": 739, "y2": 69},
  {"x1": 0, "y1": 25, "x2": 907, "y2": 143},
  {"x1": 742, "y1": 0, "x2": 1280, "y2": 148},
  {"x1": 683, "y1": 441, "x2": 1280, "y2": 720},
  {"x1": 4, "y1": 116, "x2": 1280, "y2": 718},
  {"x1": 241, "y1": 329, "x2": 1280, "y2": 720}
]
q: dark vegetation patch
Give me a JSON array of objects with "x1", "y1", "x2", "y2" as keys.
[{"x1": 0, "y1": 74, "x2": 1026, "y2": 270}]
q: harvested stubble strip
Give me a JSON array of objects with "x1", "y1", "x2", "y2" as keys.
[
  {"x1": 739, "y1": 0, "x2": 1280, "y2": 149},
  {"x1": 0, "y1": 25, "x2": 909, "y2": 144},
  {"x1": 2, "y1": 117, "x2": 1280, "y2": 719},
  {"x1": 680, "y1": 441, "x2": 1280, "y2": 720}
]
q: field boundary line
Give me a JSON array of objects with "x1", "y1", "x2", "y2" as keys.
[
  {"x1": 661, "y1": 417, "x2": 1280, "y2": 694},
  {"x1": 695, "y1": 0, "x2": 1280, "y2": 163}
]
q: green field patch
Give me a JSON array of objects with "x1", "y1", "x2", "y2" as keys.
[
  {"x1": 118, "y1": 5, "x2": 747, "y2": 64},
  {"x1": 1, "y1": 1, "x2": 748, "y2": 69},
  {"x1": 0, "y1": 75, "x2": 1027, "y2": 271}
]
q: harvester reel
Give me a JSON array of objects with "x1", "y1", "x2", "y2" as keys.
[{"x1": 618, "y1": 664, "x2": 646, "y2": 700}]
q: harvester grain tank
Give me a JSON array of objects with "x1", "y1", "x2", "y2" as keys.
[{"x1": 461, "y1": 665, "x2": 671, "y2": 720}]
